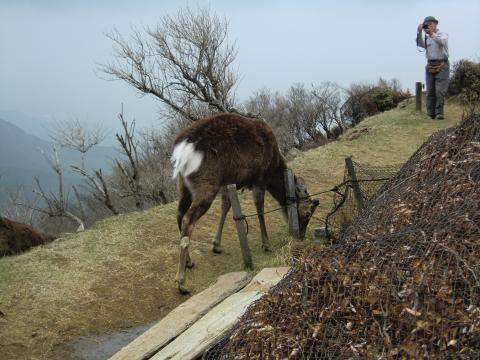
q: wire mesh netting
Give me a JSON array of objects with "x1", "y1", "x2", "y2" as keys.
[
  {"x1": 324, "y1": 160, "x2": 400, "y2": 240},
  {"x1": 203, "y1": 113, "x2": 480, "y2": 359}
]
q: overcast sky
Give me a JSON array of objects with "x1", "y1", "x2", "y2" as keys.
[{"x1": 0, "y1": 0, "x2": 479, "y2": 143}]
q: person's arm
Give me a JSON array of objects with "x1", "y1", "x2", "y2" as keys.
[
  {"x1": 416, "y1": 24, "x2": 425, "y2": 48},
  {"x1": 429, "y1": 32, "x2": 448, "y2": 47}
]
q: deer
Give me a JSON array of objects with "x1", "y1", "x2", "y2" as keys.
[{"x1": 171, "y1": 113, "x2": 319, "y2": 294}]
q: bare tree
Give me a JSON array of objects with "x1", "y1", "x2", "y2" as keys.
[
  {"x1": 100, "y1": 7, "x2": 240, "y2": 122},
  {"x1": 286, "y1": 83, "x2": 325, "y2": 147},
  {"x1": 245, "y1": 88, "x2": 294, "y2": 152},
  {"x1": 48, "y1": 117, "x2": 107, "y2": 169},
  {"x1": 114, "y1": 106, "x2": 144, "y2": 210},
  {"x1": 246, "y1": 83, "x2": 347, "y2": 152},
  {"x1": 48, "y1": 116, "x2": 121, "y2": 216},
  {"x1": 312, "y1": 81, "x2": 345, "y2": 138},
  {"x1": 47, "y1": 117, "x2": 111, "y2": 223},
  {"x1": 138, "y1": 125, "x2": 178, "y2": 204},
  {"x1": 33, "y1": 147, "x2": 85, "y2": 232},
  {"x1": 1, "y1": 185, "x2": 40, "y2": 226},
  {"x1": 71, "y1": 166, "x2": 119, "y2": 215}
]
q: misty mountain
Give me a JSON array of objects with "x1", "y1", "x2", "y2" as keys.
[
  {"x1": 0, "y1": 110, "x2": 51, "y2": 142},
  {"x1": 0, "y1": 117, "x2": 117, "y2": 202}
]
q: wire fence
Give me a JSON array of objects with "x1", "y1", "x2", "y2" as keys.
[
  {"x1": 324, "y1": 161, "x2": 400, "y2": 240},
  {"x1": 203, "y1": 112, "x2": 480, "y2": 359},
  {"x1": 234, "y1": 160, "x2": 398, "y2": 240}
]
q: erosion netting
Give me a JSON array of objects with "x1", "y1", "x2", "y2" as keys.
[{"x1": 204, "y1": 113, "x2": 480, "y2": 359}]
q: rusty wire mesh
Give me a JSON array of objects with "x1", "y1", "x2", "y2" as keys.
[
  {"x1": 203, "y1": 113, "x2": 480, "y2": 359},
  {"x1": 324, "y1": 161, "x2": 400, "y2": 240}
]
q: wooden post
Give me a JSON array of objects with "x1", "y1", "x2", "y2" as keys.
[
  {"x1": 284, "y1": 169, "x2": 300, "y2": 239},
  {"x1": 415, "y1": 81, "x2": 422, "y2": 111},
  {"x1": 227, "y1": 184, "x2": 253, "y2": 269},
  {"x1": 345, "y1": 157, "x2": 365, "y2": 210}
]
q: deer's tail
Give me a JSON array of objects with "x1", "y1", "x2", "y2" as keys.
[{"x1": 171, "y1": 140, "x2": 204, "y2": 179}]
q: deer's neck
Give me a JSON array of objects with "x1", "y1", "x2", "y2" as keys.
[{"x1": 266, "y1": 166, "x2": 288, "y2": 217}]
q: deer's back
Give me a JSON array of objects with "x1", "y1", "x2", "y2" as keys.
[{"x1": 173, "y1": 113, "x2": 284, "y2": 188}]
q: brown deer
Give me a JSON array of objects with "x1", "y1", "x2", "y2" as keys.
[{"x1": 171, "y1": 113, "x2": 319, "y2": 294}]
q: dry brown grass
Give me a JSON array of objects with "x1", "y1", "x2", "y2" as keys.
[{"x1": 0, "y1": 100, "x2": 463, "y2": 359}]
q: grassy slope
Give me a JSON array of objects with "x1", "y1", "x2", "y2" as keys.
[{"x1": 0, "y1": 100, "x2": 463, "y2": 360}]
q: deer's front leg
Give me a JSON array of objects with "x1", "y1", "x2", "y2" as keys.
[
  {"x1": 253, "y1": 187, "x2": 272, "y2": 252},
  {"x1": 212, "y1": 188, "x2": 230, "y2": 254}
]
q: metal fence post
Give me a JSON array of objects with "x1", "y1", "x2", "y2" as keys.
[{"x1": 227, "y1": 184, "x2": 253, "y2": 269}]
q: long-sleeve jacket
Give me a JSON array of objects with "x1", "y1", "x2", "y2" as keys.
[{"x1": 416, "y1": 31, "x2": 449, "y2": 60}]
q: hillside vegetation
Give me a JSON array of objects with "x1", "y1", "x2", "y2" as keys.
[{"x1": 0, "y1": 100, "x2": 464, "y2": 360}]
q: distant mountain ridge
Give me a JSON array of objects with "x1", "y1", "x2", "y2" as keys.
[
  {"x1": 0, "y1": 110, "x2": 51, "y2": 141},
  {"x1": 0, "y1": 117, "x2": 116, "y2": 201}
]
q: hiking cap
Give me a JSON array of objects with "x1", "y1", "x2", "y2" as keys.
[{"x1": 423, "y1": 16, "x2": 439, "y2": 24}]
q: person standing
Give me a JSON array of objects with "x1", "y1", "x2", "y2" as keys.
[{"x1": 416, "y1": 16, "x2": 449, "y2": 120}]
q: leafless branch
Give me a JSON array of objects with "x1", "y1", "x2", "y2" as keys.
[
  {"x1": 114, "y1": 105, "x2": 144, "y2": 210},
  {"x1": 33, "y1": 146, "x2": 85, "y2": 232},
  {"x1": 48, "y1": 117, "x2": 107, "y2": 169},
  {"x1": 100, "y1": 7, "x2": 241, "y2": 122},
  {"x1": 71, "y1": 166, "x2": 119, "y2": 215}
]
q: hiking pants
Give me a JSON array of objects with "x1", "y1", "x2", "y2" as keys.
[{"x1": 425, "y1": 61, "x2": 450, "y2": 118}]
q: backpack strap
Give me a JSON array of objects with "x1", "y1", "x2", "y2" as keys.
[{"x1": 425, "y1": 34, "x2": 428, "y2": 59}]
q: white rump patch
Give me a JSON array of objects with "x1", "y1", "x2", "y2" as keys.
[{"x1": 171, "y1": 140, "x2": 204, "y2": 179}]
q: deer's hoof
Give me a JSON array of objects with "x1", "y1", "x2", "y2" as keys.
[
  {"x1": 212, "y1": 245, "x2": 223, "y2": 254},
  {"x1": 177, "y1": 283, "x2": 191, "y2": 295},
  {"x1": 262, "y1": 244, "x2": 272, "y2": 252}
]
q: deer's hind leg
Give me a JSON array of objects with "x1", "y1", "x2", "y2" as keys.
[
  {"x1": 176, "y1": 176, "x2": 192, "y2": 232},
  {"x1": 176, "y1": 177, "x2": 194, "y2": 269},
  {"x1": 176, "y1": 184, "x2": 219, "y2": 294}
]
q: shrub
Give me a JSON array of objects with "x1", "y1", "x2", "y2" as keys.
[
  {"x1": 343, "y1": 80, "x2": 410, "y2": 125},
  {"x1": 448, "y1": 59, "x2": 480, "y2": 112},
  {"x1": 448, "y1": 59, "x2": 480, "y2": 95}
]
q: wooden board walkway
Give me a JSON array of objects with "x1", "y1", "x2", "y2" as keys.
[
  {"x1": 109, "y1": 267, "x2": 290, "y2": 360},
  {"x1": 109, "y1": 271, "x2": 252, "y2": 360},
  {"x1": 152, "y1": 267, "x2": 289, "y2": 360}
]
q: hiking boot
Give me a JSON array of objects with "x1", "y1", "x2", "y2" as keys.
[{"x1": 436, "y1": 115, "x2": 445, "y2": 120}]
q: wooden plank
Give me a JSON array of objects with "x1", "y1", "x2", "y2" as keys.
[
  {"x1": 151, "y1": 267, "x2": 290, "y2": 360},
  {"x1": 227, "y1": 184, "x2": 253, "y2": 269},
  {"x1": 109, "y1": 271, "x2": 252, "y2": 360}
]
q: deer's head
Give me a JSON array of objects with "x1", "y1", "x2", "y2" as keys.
[{"x1": 295, "y1": 176, "x2": 319, "y2": 239}]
